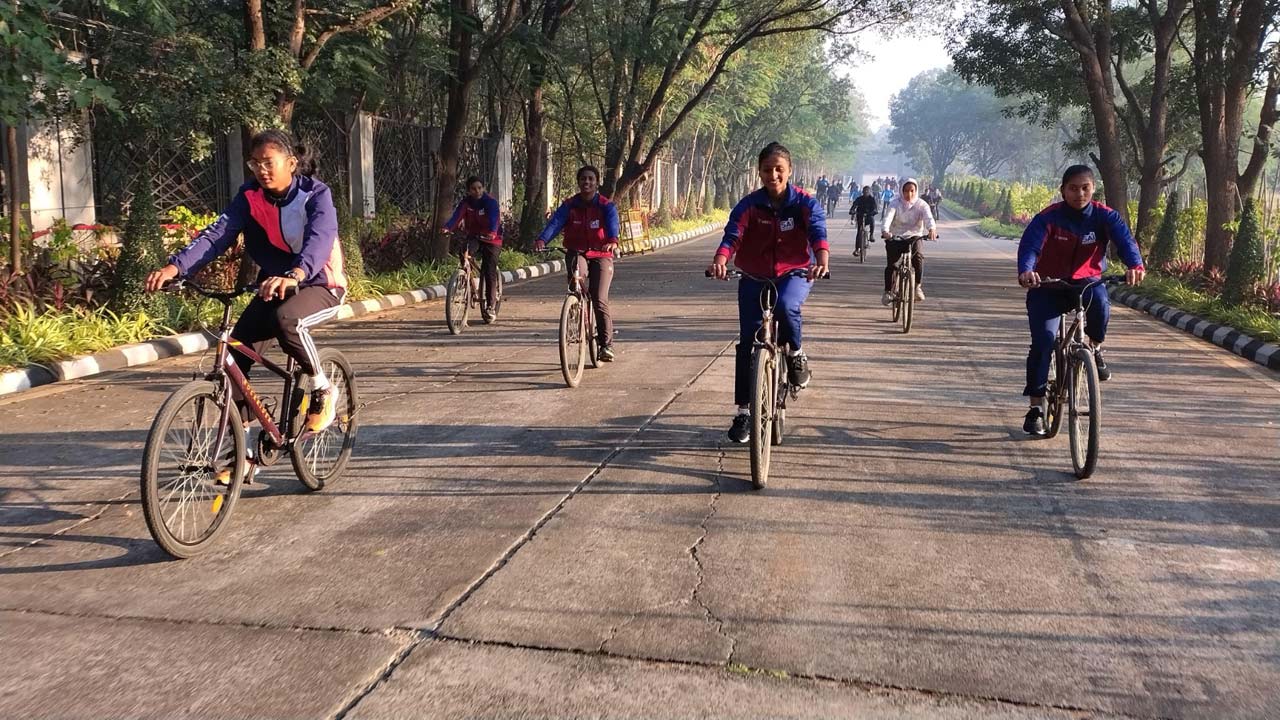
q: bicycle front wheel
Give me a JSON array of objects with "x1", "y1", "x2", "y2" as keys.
[
  {"x1": 1068, "y1": 348, "x2": 1101, "y2": 479},
  {"x1": 291, "y1": 348, "x2": 360, "y2": 491},
  {"x1": 489, "y1": 271, "x2": 504, "y2": 322},
  {"x1": 559, "y1": 294, "x2": 587, "y2": 387},
  {"x1": 1044, "y1": 348, "x2": 1065, "y2": 439},
  {"x1": 749, "y1": 347, "x2": 775, "y2": 489},
  {"x1": 891, "y1": 271, "x2": 902, "y2": 323},
  {"x1": 901, "y1": 269, "x2": 915, "y2": 334},
  {"x1": 771, "y1": 353, "x2": 787, "y2": 446},
  {"x1": 141, "y1": 380, "x2": 245, "y2": 559},
  {"x1": 445, "y1": 269, "x2": 470, "y2": 335}
]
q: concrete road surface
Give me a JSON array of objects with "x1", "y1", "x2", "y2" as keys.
[{"x1": 2, "y1": 209, "x2": 1277, "y2": 719}]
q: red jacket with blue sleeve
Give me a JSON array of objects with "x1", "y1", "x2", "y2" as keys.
[
  {"x1": 168, "y1": 176, "x2": 347, "y2": 290},
  {"x1": 1018, "y1": 201, "x2": 1144, "y2": 280},
  {"x1": 443, "y1": 192, "x2": 503, "y2": 245},
  {"x1": 716, "y1": 184, "x2": 828, "y2": 278},
  {"x1": 537, "y1": 192, "x2": 620, "y2": 259}
]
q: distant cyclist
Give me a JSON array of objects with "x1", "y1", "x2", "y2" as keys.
[
  {"x1": 1017, "y1": 164, "x2": 1145, "y2": 435},
  {"x1": 880, "y1": 177, "x2": 936, "y2": 305},
  {"x1": 880, "y1": 184, "x2": 895, "y2": 222},
  {"x1": 851, "y1": 186, "x2": 878, "y2": 251},
  {"x1": 707, "y1": 142, "x2": 829, "y2": 444},
  {"x1": 535, "y1": 165, "x2": 621, "y2": 361},
  {"x1": 442, "y1": 176, "x2": 503, "y2": 321}
]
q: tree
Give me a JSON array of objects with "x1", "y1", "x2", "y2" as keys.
[
  {"x1": 1, "y1": 0, "x2": 115, "y2": 273},
  {"x1": 1190, "y1": 0, "x2": 1279, "y2": 270},
  {"x1": 516, "y1": 0, "x2": 576, "y2": 245},
  {"x1": 1148, "y1": 191, "x2": 1180, "y2": 268},
  {"x1": 111, "y1": 169, "x2": 166, "y2": 316},
  {"x1": 888, "y1": 69, "x2": 978, "y2": 190}
]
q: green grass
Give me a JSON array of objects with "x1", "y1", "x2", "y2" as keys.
[
  {"x1": 655, "y1": 213, "x2": 726, "y2": 235},
  {"x1": 977, "y1": 217, "x2": 1025, "y2": 239},
  {"x1": 1121, "y1": 273, "x2": 1280, "y2": 343},
  {"x1": 941, "y1": 200, "x2": 980, "y2": 220}
]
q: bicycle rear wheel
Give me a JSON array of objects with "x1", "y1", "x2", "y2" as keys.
[
  {"x1": 1068, "y1": 348, "x2": 1102, "y2": 479},
  {"x1": 445, "y1": 269, "x2": 470, "y2": 335},
  {"x1": 141, "y1": 380, "x2": 245, "y2": 559},
  {"x1": 749, "y1": 347, "x2": 775, "y2": 489},
  {"x1": 291, "y1": 348, "x2": 359, "y2": 491},
  {"x1": 559, "y1": 294, "x2": 587, "y2": 387}
]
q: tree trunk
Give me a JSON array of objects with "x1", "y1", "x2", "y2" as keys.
[
  {"x1": 519, "y1": 82, "x2": 548, "y2": 247},
  {"x1": 430, "y1": 0, "x2": 478, "y2": 259},
  {"x1": 7, "y1": 125, "x2": 20, "y2": 274}
]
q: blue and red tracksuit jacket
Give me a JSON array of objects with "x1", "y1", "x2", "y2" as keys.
[
  {"x1": 537, "y1": 192, "x2": 620, "y2": 259},
  {"x1": 443, "y1": 192, "x2": 503, "y2": 245},
  {"x1": 716, "y1": 184, "x2": 828, "y2": 278},
  {"x1": 169, "y1": 176, "x2": 347, "y2": 289},
  {"x1": 1018, "y1": 201, "x2": 1144, "y2": 280}
]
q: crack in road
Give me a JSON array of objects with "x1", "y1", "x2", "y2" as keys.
[{"x1": 689, "y1": 441, "x2": 736, "y2": 663}]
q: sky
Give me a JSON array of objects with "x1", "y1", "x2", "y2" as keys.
[{"x1": 843, "y1": 31, "x2": 953, "y2": 131}]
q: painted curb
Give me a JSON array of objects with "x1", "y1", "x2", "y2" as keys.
[
  {"x1": 0, "y1": 221, "x2": 723, "y2": 396},
  {"x1": 1109, "y1": 286, "x2": 1280, "y2": 372}
]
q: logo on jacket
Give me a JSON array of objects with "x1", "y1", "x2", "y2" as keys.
[
  {"x1": 1081, "y1": 231, "x2": 1097, "y2": 245},
  {"x1": 590, "y1": 220, "x2": 600, "y2": 229},
  {"x1": 779, "y1": 218, "x2": 796, "y2": 232}
]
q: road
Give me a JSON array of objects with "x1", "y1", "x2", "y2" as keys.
[{"x1": 2, "y1": 210, "x2": 1278, "y2": 719}]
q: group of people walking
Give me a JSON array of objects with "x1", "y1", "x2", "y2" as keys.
[{"x1": 143, "y1": 128, "x2": 1145, "y2": 461}]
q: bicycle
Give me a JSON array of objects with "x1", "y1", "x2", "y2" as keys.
[
  {"x1": 545, "y1": 249, "x2": 600, "y2": 387},
  {"x1": 140, "y1": 280, "x2": 359, "y2": 558},
  {"x1": 445, "y1": 236, "x2": 504, "y2": 335},
  {"x1": 853, "y1": 218, "x2": 872, "y2": 263},
  {"x1": 707, "y1": 267, "x2": 827, "y2": 489},
  {"x1": 1037, "y1": 276, "x2": 1122, "y2": 479},
  {"x1": 885, "y1": 234, "x2": 930, "y2": 333}
]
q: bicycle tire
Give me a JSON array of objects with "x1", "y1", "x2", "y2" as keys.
[
  {"x1": 291, "y1": 349, "x2": 360, "y2": 491},
  {"x1": 749, "y1": 347, "x2": 774, "y2": 489},
  {"x1": 141, "y1": 380, "x2": 245, "y2": 559},
  {"x1": 901, "y1": 269, "x2": 915, "y2": 334},
  {"x1": 445, "y1": 268, "x2": 470, "y2": 335},
  {"x1": 1068, "y1": 348, "x2": 1101, "y2": 479},
  {"x1": 490, "y1": 271, "x2": 504, "y2": 321},
  {"x1": 559, "y1": 294, "x2": 586, "y2": 387},
  {"x1": 891, "y1": 270, "x2": 902, "y2": 322},
  {"x1": 586, "y1": 299, "x2": 599, "y2": 369},
  {"x1": 1044, "y1": 347, "x2": 1065, "y2": 439},
  {"x1": 772, "y1": 353, "x2": 787, "y2": 446}
]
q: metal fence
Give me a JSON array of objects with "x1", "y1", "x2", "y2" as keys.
[
  {"x1": 91, "y1": 115, "x2": 229, "y2": 224},
  {"x1": 293, "y1": 112, "x2": 350, "y2": 203},
  {"x1": 372, "y1": 116, "x2": 436, "y2": 217}
]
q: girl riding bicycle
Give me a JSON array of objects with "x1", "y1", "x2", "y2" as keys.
[
  {"x1": 534, "y1": 165, "x2": 621, "y2": 361},
  {"x1": 706, "y1": 142, "x2": 829, "y2": 444},
  {"x1": 1017, "y1": 164, "x2": 1144, "y2": 436},
  {"x1": 145, "y1": 129, "x2": 346, "y2": 436},
  {"x1": 443, "y1": 176, "x2": 503, "y2": 321}
]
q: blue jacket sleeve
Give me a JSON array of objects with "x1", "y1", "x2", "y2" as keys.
[
  {"x1": 486, "y1": 196, "x2": 502, "y2": 236},
  {"x1": 295, "y1": 184, "x2": 339, "y2": 280},
  {"x1": 538, "y1": 200, "x2": 571, "y2": 243},
  {"x1": 443, "y1": 200, "x2": 466, "y2": 231},
  {"x1": 1017, "y1": 211, "x2": 1051, "y2": 274},
  {"x1": 807, "y1": 195, "x2": 828, "y2": 249},
  {"x1": 169, "y1": 190, "x2": 249, "y2": 276},
  {"x1": 718, "y1": 197, "x2": 752, "y2": 257},
  {"x1": 1106, "y1": 208, "x2": 1145, "y2": 269},
  {"x1": 604, "y1": 202, "x2": 620, "y2": 241}
]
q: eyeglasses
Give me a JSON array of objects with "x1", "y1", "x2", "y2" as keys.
[{"x1": 246, "y1": 156, "x2": 291, "y2": 173}]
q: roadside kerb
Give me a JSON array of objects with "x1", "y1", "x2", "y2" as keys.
[
  {"x1": 0, "y1": 222, "x2": 723, "y2": 396},
  {"x1": 1109, "y1": 285, "x2": 1280, "y2": 372}
]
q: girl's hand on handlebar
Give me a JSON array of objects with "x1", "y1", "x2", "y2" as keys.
[
  {"x1": 706, "y1": 256, "x2": 729, "y2": 280},
  {"x1": 808, "y1": 250, "x2": 830, "y2": 281},
  {"x1": 145, "y1": 265, "x2": 180, "y2": 293},
  {"x1": 1018, "y1": 271, "x2": 1041, "y2": 288},
  {"x1": 260, "y1": 275, "x2": 298, "y2": 301},
  {"x1": 1126, "y1": 267, "x2": 1146, "y2": 285}
]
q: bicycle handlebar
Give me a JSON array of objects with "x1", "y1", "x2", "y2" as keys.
[
  {"x1": 162, "y1": 279, "x2": 297, "y2": 303},
  {"x1": 704, "y1": 268, "x2": 831, "y2": 281},
  {"x1": 1037, "y1": 276, "x2": 1126, "y2": 289}
]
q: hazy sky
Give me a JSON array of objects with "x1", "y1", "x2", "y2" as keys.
[{"x1": 844, "y1": 31, "x2": 953, "y2": 131}]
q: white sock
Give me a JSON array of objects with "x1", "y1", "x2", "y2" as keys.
[
  {"x1": 789, "y1": 347, "x2": 803, "y2": 357},
  {"x1": 311, "y1": 373, "x2": 331, "y2": 391},
  {"x1": 737, "y1": 406, "x2": 749, "y2": 416}
]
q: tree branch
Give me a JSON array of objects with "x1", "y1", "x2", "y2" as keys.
[{"x1": 301, "y1": 0, "x2": 414, "y2": 70}]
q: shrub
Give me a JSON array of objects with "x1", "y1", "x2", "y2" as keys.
[
  {"x1": 1149, "y1": 193, "x2": 1180, "y2": 269},
  {"x1": 1224, "y1": 198, "x2": 1265, "y2": 305},
  {"x1": 110, "y1": 170, "x2": 166, "y2": 316}
]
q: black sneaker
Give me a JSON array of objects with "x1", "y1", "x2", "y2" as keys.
[
  {"x1": 1023, "y1": 407, "x2": 1046, "y2": 436},
  {"x1": 599, "y1": 345, "x2": 616, "y2": 362},
  {"x1": 788, "y1": 351, "x2": 811, "y2": 388},
  {"x1": 1094, "y1": 349, "x2": 1111, "y2": 381},
  {"x1": 728, "y1": 414, "x2": 750, "y2": 444}
]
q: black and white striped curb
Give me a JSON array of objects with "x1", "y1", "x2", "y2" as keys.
[
  {"x1": 1109, "y1": 286, "x2": 1280, "y2": 372},
  {"x1": 0, "y1": 222, "x2": 723, "y2": 396}
]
